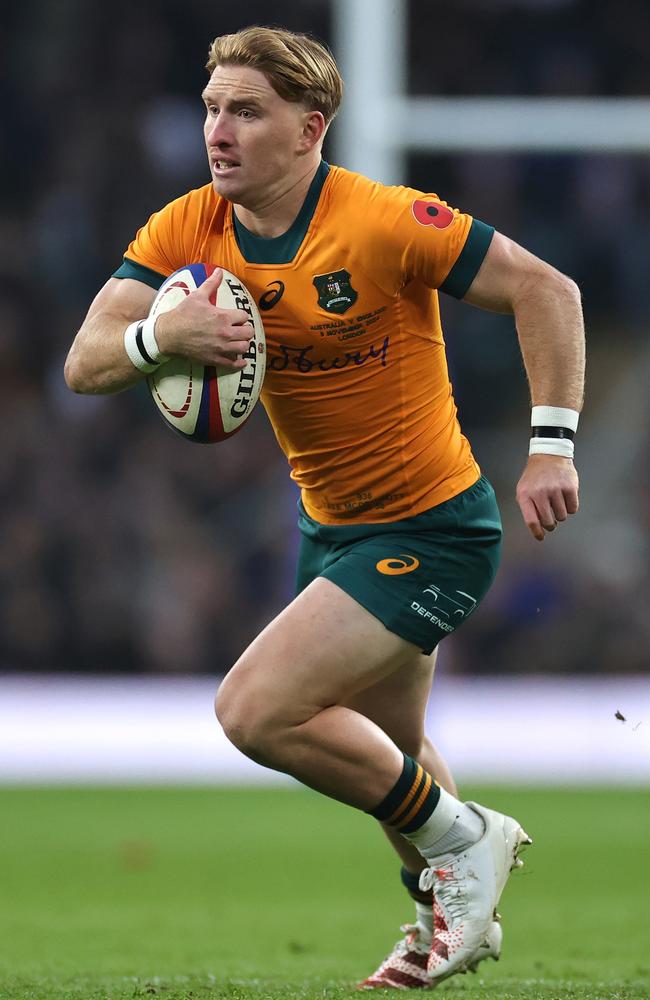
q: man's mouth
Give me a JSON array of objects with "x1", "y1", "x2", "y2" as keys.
[{"x1": 212, "y1": 159, "x2": 240, "y2": 173}]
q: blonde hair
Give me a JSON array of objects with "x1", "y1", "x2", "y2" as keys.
[{"x1": 206, "y1": 26, "x2": 343, "y2": 125}]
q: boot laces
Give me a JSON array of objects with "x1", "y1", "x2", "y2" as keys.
[{"x1": 419, "y1": 865, "x2": 470, "y2": 924}]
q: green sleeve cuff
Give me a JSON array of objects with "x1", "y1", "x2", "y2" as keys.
[
  {"x1": 112, "y1": 257, "x2": 166, "y2": 290},
  {"x1": 439, "y1": 219, "x2": 494, "y2": 299}
]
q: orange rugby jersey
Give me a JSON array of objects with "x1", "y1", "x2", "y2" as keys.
[{"x1": 115, "y1": 163, "x2": 494, "y2": 524}]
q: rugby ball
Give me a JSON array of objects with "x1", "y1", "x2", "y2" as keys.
[{"x1": 146, "y1": 263, "x2": 265, "y2": 442}]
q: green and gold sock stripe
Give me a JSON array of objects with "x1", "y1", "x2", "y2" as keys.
[
  {"x1": 367, "y1": 754, "x2": 441, "y2": 834},
  {"x1": 387, "y1": 766, "x2": 431, "y2": 830}
]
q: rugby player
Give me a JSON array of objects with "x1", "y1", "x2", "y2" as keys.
[{"x1": 65, "y1": 26, "x2": 585, "y2": 989}]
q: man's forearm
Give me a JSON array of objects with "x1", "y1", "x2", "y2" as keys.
[
  {"x1": 513, "y1": 272, "x2": 585, "y2": 411},
  {"x1": 65, "y1": 312, "x2": 147, "y2": 395}
]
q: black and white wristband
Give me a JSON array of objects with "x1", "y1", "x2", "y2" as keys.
[
  {"x1": 124, "y1": 317, "x2": 170, "y2": 374},
  {"x1": 529, "y1": 405, "x2": 579, "y2": 459}
]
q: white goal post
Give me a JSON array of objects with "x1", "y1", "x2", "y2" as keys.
[{"x1": 332, "y1": 0, "x2": 650, "y2": 182}]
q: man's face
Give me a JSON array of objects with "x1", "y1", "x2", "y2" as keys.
[{"x1": 202, "y1": 64, "x2": 312, "y2": 209}]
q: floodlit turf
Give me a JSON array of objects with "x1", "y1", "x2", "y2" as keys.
[{"x1": 0, "y1": 786, "x2": 648, "y2": 1000}]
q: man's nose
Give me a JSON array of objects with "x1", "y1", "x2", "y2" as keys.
[{"x1": 206, "y1": 114, "x2": 231, "y2": 146}]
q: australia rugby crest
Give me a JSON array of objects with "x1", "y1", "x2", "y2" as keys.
[{"x1": 313, "y1": 269, "x2": 358, "y2": 314}]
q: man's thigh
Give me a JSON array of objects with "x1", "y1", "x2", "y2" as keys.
[
  {"x1": 343, "y1": 650, "x2": 437, "y2": 752},
  {"x1": 219, "y1": 576, "x2": 420, "y2": 726}
]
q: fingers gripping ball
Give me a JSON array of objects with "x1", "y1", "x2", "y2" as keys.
[{"x1": 147, "y1": 264, "x2": 266, "y2": 442}]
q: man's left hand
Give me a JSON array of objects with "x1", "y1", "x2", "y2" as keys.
[{"x1": 515, "y1": 454, "x2": 579, "y2": 542}]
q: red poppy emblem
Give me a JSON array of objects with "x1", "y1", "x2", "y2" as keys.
[{"x1": 412, "y1": 199, "x2": 454, "y2": 229}]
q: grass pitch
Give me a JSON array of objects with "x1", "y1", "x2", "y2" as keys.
[{"x1": 0, "y1": 785, "x2": 648, "y2": 999}]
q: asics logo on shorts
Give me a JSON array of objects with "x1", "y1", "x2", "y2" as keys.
[{"x1": 376, "y1": 555, "x2": 420, "y2": 576}]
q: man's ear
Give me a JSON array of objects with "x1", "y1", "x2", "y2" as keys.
[{"x1": 298, "y1": 110, "x2": 326, "y2": 152}]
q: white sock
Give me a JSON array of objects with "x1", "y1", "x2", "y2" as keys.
[
  {"x1": 414, "y1": 899, "x2": 434, "y2": 938},
  {"x1": 402, "y1": 787, "x2": 485, "y2": 862}
]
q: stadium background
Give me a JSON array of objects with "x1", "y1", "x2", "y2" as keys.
[{"x1": 1, "y1": 0, "x2": 648, "y2": 781}]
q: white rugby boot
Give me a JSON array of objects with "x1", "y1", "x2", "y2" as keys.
[
  {"x1": 358, "y1": 917, "x2": 503, "y2": 990},
  {"x1": 358, "y1": 923, "x2": 430, "y2": 990},
  {"x1": 466, "y1": 917, "x2": 503, "y2": 973},
  {"x1": 418, "y1": 802, "x2": 531, "y2": 982}
]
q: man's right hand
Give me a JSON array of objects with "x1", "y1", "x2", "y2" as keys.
[{"x1": 154, "y1": 267, "x2": 253, "y2": 370}]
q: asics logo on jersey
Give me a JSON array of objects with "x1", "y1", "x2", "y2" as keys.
[
  {"x1": 376, "y1": 555, "x2": 420, "y2": 576},
  {"x1": 259, "y1": 280, "x2": 285, "y2": 311}
]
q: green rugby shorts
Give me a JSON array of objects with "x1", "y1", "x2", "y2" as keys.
[{"x1": 295, "y1": 475, "x2": 502, "y2": 654}]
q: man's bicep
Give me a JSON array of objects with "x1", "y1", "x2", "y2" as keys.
[
  {"x1": 461, "y1": 231, "x2": 549, "y2": 315},
  {"x1": 84, "y1": 276, "x2": 158, "y2": 326}
]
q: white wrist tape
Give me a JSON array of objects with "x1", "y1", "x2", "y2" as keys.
[
  {"x1": 529, "y1": 436, "x2": 574, "y2": 459},
  {"x1": 124, "y1": 316, "x2": 169, "y2": 373},
  {"x1": 531, "y1": 406, "x2": 579, "y2": 432},
  {"x1": 529, "y1": 404, "x2": 579, "y2": 459}
]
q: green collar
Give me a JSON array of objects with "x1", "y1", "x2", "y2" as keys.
[{"x1": 233, "y1": 160, "x2": 330, "y2": 264}]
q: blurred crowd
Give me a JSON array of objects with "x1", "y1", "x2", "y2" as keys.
[{"x1": 1, "y1": 0, "x2": 648, "y2": 675}]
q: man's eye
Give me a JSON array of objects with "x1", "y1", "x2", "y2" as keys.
[{"x1": 239, "y1": 109, "x2": 254, "y2": 119}]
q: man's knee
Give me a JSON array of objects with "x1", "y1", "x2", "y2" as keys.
[
  {"x1": 214, "y1": 670, "x2": 283, "y2": 763},
  {"x1": 214, "y1": 674, "x2": 260, "y2": 757}
]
